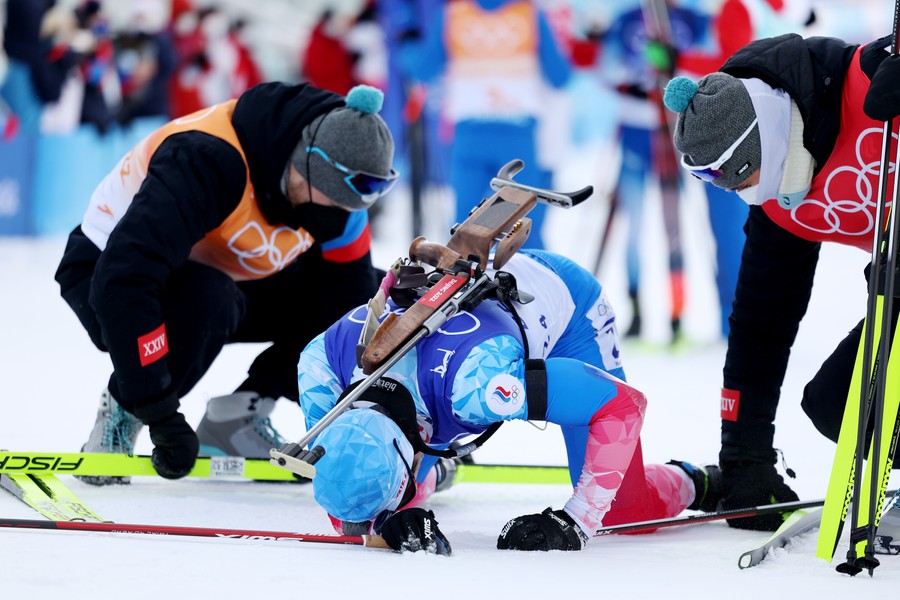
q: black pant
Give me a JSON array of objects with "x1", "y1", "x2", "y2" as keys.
[
  {"x1": 56, "y1": 227, "x2": 354, "y2": 405},
  {"x1": 802, "y1": 304, "x2": 900, "y2": 444}
]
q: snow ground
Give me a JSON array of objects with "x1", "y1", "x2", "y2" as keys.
[{"x1": 1, "y1": 179, "x2": 897, "y2": 599}]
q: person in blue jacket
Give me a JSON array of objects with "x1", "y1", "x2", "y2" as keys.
[
  {"x1": 296, "y1": 249, "x2": 722, "y2": 553},
  {"x1": 599, "y1": 1, "x2": 710, "y2": 338},
  {"x1": 398, "y1": 0, "x2": 571, "y2": 249}
]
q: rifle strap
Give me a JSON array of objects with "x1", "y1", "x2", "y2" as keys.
[
  {"x1": 499, "y1": 289, "x2": 547, "y2": 421},
  {"x1": 524, "y1": 359, "x2": 548, "y2": 421}
]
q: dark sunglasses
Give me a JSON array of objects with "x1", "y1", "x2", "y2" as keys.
[{"x1": 307, "y1": 146, "x2": 398, "y2": 205}]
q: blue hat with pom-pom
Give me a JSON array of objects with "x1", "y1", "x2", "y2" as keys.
[
  {"x1": 291, "y1": 85, "x2": 396, "y2": 210},
  {"x1": 665, "y1": 72, "x2": 760, "y2": 190}
]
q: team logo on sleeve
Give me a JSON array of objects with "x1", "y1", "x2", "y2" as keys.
[
  {"x1": 721, "y1": 388, "x2": 740, "y2": 421},
  {"x1": 485, "y1": 374, "x2": 524, "y2": 416},
  {"x1": 137, "y1": 324, "x2": 168, "y2": 367}
]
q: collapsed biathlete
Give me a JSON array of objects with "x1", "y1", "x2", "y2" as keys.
[{"x1": 294, "y1": 249, "x2": 723, "y2": 553}]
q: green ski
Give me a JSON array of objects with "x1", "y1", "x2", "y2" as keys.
[
  {"x1": 0, "y1": 451, "x2": 570, "y2": 484},
  {"x1": 0, "y1": 473, "x2": 105, "y2": 522}
]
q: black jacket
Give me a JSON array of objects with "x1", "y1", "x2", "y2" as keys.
[
  {"x1": 716, "y1": 35, "x2": 890, "y2": 463},
  {"x1": 56, "y1": 82, "x2": 380, "y2": 417}
]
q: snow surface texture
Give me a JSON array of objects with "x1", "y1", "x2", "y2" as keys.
[{"x1": 1, "y1": 173, "x2": 897, "y2": 597}]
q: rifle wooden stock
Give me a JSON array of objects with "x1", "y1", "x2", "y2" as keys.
[
  {"x1": 359, "y1": 183, "x2": 536, "y2": 375},
  {"x1": 447, "y1": 186, "x2": 536, "y2": 269},
  {"x1": 361, "y1": 272, "x2": 470, "y2": 374},
  {"x1": 493, "y1": 217, "x2": 532, "y2": 270},
  {"x1": 409, "y1": 236, "x2": 462, "y2": 271}
]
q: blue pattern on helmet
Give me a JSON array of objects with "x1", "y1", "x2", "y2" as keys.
[{"x1": 312, "y1": 408, "x2": 414, "y2": 523}]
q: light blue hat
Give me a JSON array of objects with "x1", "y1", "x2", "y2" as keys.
[{"x1": 312, "y1": 408, "x2": 414, "y2": 523}]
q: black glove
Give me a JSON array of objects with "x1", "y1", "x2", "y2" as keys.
[
  {"x1": 379, "y1": 508, "x2": 451, "y2": 556},
  {"x1": 865, "y1": 54, "x2": 900, "y2": 122},
  {"x1": 720, "y1": 460, "x2": 799, "y2": 531},
  {"x1": 147, "y1": 412, "x2": 199, "y2": 480},
  {"x1": 497, "y1": 507, "x2": 588, "y2": 551}
]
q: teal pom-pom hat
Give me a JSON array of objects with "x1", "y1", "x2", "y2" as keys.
[
  {"x1": 665, "y1": 72, "x2": 760, "y2": 190},
  {"x1": 345, "y1": 84, "x2": 384, "y2": 115},
  {"x1": 291, "y1": 84, "x2": 396, "y2": 210},
  {"x1": 663, "y1": 76, "x2": 699, "y2": 113}
]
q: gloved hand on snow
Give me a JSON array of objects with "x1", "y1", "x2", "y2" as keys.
[
  {"x1": 379, "y1": 508, "x2": 452, "y2": 556},
  {"x1": 497, "y1": 507, "x2": 588, "y2": 551},
  {"x1": 720, "y1": 459, "x2": 799, "y2": 531},
  {"x1": 145, "y1": 411, "x2": 199, "y2": 480}
]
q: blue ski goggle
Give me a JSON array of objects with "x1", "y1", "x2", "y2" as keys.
[
  {"x1": 307, "y1": 146, "x2": 399, "y2": 204},
  {"x1": 681, "y1": 118, "x2": 758, "y2": 183}
]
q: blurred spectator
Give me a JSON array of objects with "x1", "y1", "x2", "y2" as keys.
[
  {"x1": 598, "y1": 0, "x2": 709, "y2": 339},
  {"x1": 343, "y1": 2, "x2": 388, "y2": 91},
  {"x1": 302, "y1": 2, "x2": 388, "y2": 95},
  {"x1": 168, "y1": 4, "x2": 262, "y2": 117},
  {"x1": 168, "y1": 0, "x2": 207, "y2": 117},
  {"x1": 228, "y1": 17, "x2": 263, "y2": 93},
  {"x1": 72, "y1": 0, "x2": 121, "y2": 134},
  {"x1": 2, "y1": 0, "x2": 83, "y2": 133},
  {"x1": 301, "y1": 8, "x2": 357, "y2": 95},
  {"x1": 401, "y1": 0, "x2": 571, "y2": 250},
  {"x1": 114, "y1": 1, "x2": 177, "y2": 126},
  {"x1": 0, "y1": 0, "x2": 17, "y2": 140},
  {"x1": 196, "y1": 6, "x2": 240, "y2": 105}
]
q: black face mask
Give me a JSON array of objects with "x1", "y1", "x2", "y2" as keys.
[
  {"x1": 284, "y1": 202, "x2": 352, "y2": 241},
  {"x1": 257, "y1": 187, "x2": 351, "y2": 242}
]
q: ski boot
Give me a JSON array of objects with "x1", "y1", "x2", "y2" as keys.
[
  {"x1": 668, "y1": 460, "x2": 723, "y2": 512},
  {"x1": 196, "y1": 392, "x2": 285, "y2": 458},
  {"x1": 78, "y1": 388, "x2": 145, "y2": 486},
  {"x1": 875, "y1": 495, "x2": 900, "y2": 555}
]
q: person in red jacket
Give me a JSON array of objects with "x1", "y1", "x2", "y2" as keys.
[
  {"x1": 301, "y1": 9, "x2": 357, "y2": 96},
  {"x1": 55, "y1": 83, "x2": 397, "y2": 484},
  {"x1": 663, "y1": 32, "x2": 896, "y2": 531}
]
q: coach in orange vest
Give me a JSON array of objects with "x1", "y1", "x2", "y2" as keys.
[{"x1": 55, "y1": 83, "x2": 397, "y2": 483}]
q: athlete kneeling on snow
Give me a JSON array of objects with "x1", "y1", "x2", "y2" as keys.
[
  {"x1": 54, "y1": 83, "x2": 396, "y2": 483},
  {"x1": 297, "y1": 250, "x2": 722, "y2": 553}
]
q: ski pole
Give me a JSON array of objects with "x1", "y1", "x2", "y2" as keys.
[
  {"x1": 844, "y1": 0, "x2": 900, "y2": 575},
  {"x1": 592, "y1": 493, "x2": 895, "y2": 537},
  {"x1": 0, "y1": 517, "x2": 391, "y2": 549}
]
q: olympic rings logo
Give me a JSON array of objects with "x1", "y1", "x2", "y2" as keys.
[
  {"x1": 790, "y1": 127, "x2": 897, "y2": 238},
  {"x1": 227, "y1": 221, "x2": 312, "y2": 276}
]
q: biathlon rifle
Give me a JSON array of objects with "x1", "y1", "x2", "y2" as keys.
[{"x1": 270, "y1": 160, "x2": 592, "y2": 478}]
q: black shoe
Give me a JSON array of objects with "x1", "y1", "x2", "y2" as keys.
[
  {"x1": 668, "y1": 460, "x2": 723, "y2": 512},
  {"x1": 434, "y1": 457, "x2": 459, "y2": 493},
  {"x1": 625, "y1": 315, "x2": 641, "y2": 338},
  {"x1": 625, "y1": 293, "x2": 641, "y2": 338}
]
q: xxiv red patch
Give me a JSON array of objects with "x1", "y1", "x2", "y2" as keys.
[
  {"x1": 721, "y1": 388, "x2": 740, "y2": 422},
  {"x1": 137, "y1": 324, "x2": 168, "y2": 367}
]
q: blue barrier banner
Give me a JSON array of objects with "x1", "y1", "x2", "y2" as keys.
[
  {"x1": 32, "y1": 118, "x2": 165, "y2": 236},
  {"x1": 0, "y1": 133, "x2": 36, "y2": 235}
]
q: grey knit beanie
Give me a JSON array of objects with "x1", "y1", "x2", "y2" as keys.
[
  {"x1": 664, "y1": 73, "x2": 760, "y2": 190},
  {"x1": 291, "y1": 85, "x2": 395, "y2": 210}
]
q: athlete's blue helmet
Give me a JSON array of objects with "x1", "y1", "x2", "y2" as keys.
[{"x1": 312, "y1": 407, "x2": 415, "y2": 523}]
